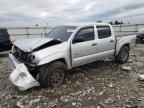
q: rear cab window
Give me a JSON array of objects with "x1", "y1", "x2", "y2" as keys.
[{"x1": 96, "y1": 25, "x2": 111, "y2": 39}]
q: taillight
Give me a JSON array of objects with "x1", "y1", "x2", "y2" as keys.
[{"x1": 10, "y1": 36, "x2": 16, "y2": 44}]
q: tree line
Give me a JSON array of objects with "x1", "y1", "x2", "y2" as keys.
[{"x1": 97, "y1": 20, "x2": 130, "y2": 25}]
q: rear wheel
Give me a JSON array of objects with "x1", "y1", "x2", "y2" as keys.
[
  {"x1": 38, "y1": 61, "x2": 67, "y2": 87},
  {"x1": 115, "y1": 46, "x2": 129, "y2": 64}
]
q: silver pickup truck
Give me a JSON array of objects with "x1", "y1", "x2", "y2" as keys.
[{"x1": 9, "y1": 23, "x2": 136, "y2": 90}]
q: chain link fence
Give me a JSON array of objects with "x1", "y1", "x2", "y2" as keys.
[
  {"x1": 113, "y1": 24, "x2": 144, "y2": 36},
  {"x1": 1, "y1": 24, "x2": 144, "y2": 39},
  {"x1": 6, "y1": 27, "x2": 53, "y2": 39}
]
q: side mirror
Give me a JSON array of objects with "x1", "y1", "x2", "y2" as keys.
[{"x1": 73, "y1": 36, "x2": 84, "y2": 44}]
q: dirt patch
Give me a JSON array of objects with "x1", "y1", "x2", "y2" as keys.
[{"x1": 0, "y1": 44, "x2": 144, "y2": 108}]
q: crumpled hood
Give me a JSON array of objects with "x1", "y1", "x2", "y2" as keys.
[{"x1": 14, "y1": 38, "x2": 54, "y2": 52}]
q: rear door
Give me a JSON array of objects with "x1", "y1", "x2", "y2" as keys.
[
  {"x1": 95, "y1": 25, "x2": 115, "y2": 59},
  {"x1": 71, "y1": 26, "x2": 97, "y2": 67}
]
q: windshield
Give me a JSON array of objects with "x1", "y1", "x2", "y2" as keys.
[{"x1": 46, "y1": 25, "x2": 77, "y2": 41}]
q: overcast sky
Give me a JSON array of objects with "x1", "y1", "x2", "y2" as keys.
[{"x1": 0, "y1": 0, "x2": 144, "y2": 27}]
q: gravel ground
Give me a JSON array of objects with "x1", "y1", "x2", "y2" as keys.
[{"x1": 0, "y1": 44, "x2": 144, "y2": 108}]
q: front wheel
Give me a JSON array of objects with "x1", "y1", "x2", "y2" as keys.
[
  {"x1": 115, "y1": 46, "x2": 129, "y2": 64},
  {"x1": 38, "y1": 61, "x2": 67, "y2": 87}
]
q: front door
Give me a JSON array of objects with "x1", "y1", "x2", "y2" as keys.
[{"x1": 71, "y1": 26, "x2": 97, "y2": 67}]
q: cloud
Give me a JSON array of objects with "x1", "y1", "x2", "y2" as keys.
[
  {"x1": 113, "y1": 7, "x2": 144, "y2": 18},
  {"x1": 0, "y1": 0, "x2": 144, "y2": 27}
]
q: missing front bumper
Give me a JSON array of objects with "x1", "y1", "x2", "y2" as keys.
[{"x1": 9, "y1": 54, "x2": 40, "y2": 91}]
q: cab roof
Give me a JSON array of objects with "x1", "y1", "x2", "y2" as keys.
[{"x1": 63, "y1": 23, "x2": 111, "y2": 27}]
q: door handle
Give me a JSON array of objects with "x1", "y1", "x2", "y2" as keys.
[
  {"x1": 91, "y1": 43, "x2": 97, "y2": 46},
  {"x1": 110, "y1": 40, "x2": 114, "y2": 42}
]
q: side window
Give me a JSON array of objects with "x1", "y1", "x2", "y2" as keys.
[
  {"x1": 73, "y1": 27, "x2": 94, "y2": 43},
  {"x1": 97, "y1": 26, "x2": 111, "y2": 39}
]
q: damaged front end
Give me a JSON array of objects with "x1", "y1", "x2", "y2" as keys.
[
  {"x1": 9, "y1": 63, "x2": 40, "y2": 91},
  {"x1": 9, "y1": 47, "x2": 40, "y2": 91},
  {"x1": 9, "y1": 38, "x2": 63, "y2": 91}
]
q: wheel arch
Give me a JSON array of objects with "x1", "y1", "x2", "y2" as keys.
[
  {"x1": 48, "y1": 58, "x2": 67, "y2": 68},
  {"x1": 116, "y1": 42, "x2": 130, "y2": 56}
]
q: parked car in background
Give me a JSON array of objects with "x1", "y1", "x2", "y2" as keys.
[
  {"x1": 136, "y1": 28, "x2": 144, "y2": 42},
  {"x1": 0, "y1": 28, "x2": 13, "y2": 52},
  {"x1": 9, "y1": 23, "x2": 136, "y2": 91}
]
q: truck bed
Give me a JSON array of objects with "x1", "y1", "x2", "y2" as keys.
[{"x1": 115, "y1": 31, "x2": 136, "y2": 37}]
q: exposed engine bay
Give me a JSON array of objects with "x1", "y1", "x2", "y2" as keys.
[{"x1": 12, "y1": 39, "x2": 62, "y2": 78}]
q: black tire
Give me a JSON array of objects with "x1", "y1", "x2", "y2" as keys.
[
  {"x1": 38, "y1": 61, "x2": 67, "y2": 87},
  {"x1": 115, "y1": 46, "x2": 129, "y2": 64}
]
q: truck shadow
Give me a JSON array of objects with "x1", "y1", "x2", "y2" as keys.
[{"x1": 67, "y1": 60, "x2": 120, "y2": 79}]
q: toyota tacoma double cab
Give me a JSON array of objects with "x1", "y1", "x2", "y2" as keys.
[{"x1": 9, "y1": 23, "x2": 136, "y2": 90}]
